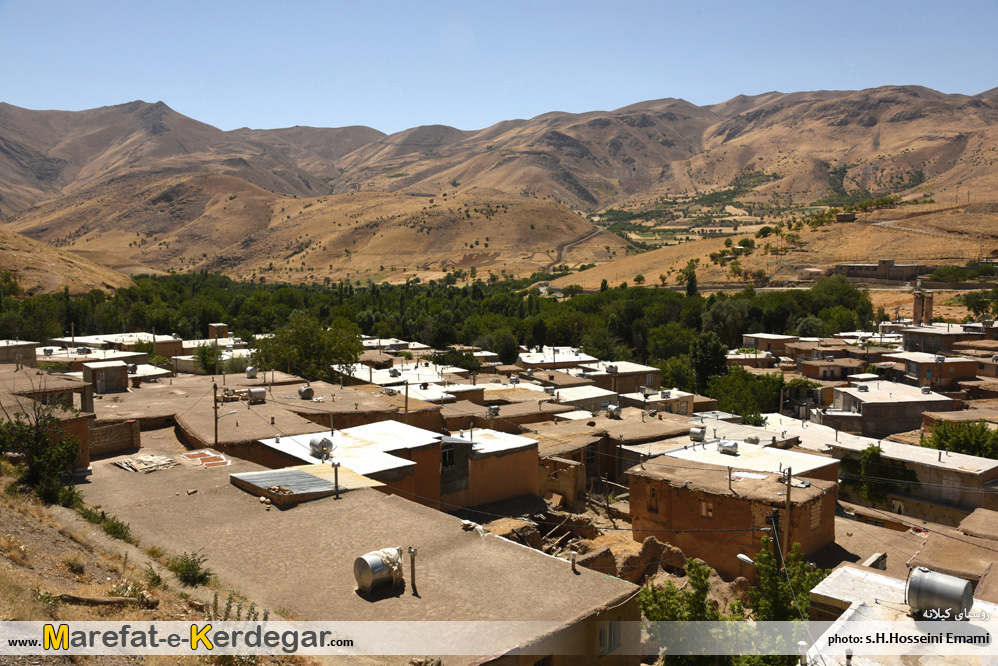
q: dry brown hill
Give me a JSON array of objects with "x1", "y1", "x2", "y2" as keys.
[
  {"x1": 3, "y1": 87, "x2": 998, "y2": 290},
  {"x1": 550, "y1": 204, "x2": 998, "y2": 291},
  {"x1": 6, "y1": 172, "x2": 629, "y2": 284},
  {"x1": 0, "y1": 226, "x2": 131, "y2": 293}
]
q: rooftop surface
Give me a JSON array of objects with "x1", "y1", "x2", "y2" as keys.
[
  {"x1": 834, "y1": 381, "x2": 952, "y2": 403},
  {"x1": 884, "y1": 351, "x2": 977, "y2": 364},
  {"x1": 743, "y1": 333, "x2": 799, "y2": 341},
  {"x1": 626, "y1": 457, "x2": 834, "y2": 504},
  {"x1": 575, "y1": 360, "x2": 659, "y2": 375},
  {"x1": 79, "y1": 457, "x2": 637, "y2": 627},
  {"x1": 659, "y1": 439, "x2": 837, "y2": 476},
  {"x1": 761, "y1": 413, "x2": 998, "y2": 474},
  {"x1": 0, "y1": 365, "x2": 90, "y2": 395}
]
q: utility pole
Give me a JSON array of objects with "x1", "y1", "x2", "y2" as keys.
[
  {"x1": 769, "y1": 508, "x2": 784, "y2": 569},
  {"x1": 404, "y1": 382, "x2": 409, "y2": 423},
  {"x1": 213, "y1": 383, "x2": 219, "y2": 450},
  {"x1": 783, "y1": 467, "x2": 792, "y2": 564}
]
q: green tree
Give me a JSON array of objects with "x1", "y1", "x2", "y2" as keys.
[
  {"x1": 690, "y1": 331, "x2": 728, "y2": 394},
  {"x1": 680, "y1": 259, "x2": 699, "y2": 297},
  {"x1": 840, "y1": 444, "x2": 920, "y2": 505},
  {"x1": 634, "y1": 274, "x2": 646, "y2": 285},
  {"x1": 639, "y1": 558, "x2": 740, "y2": 666},
  {"x1": 193, "y1": 343, "x2": 223, "y2": 375},
  {"x1": 923, "y1": 420, "x2": 998, "y2": 459},
  {"x1": 0, "y1": 398, "x2": 81, "y2": 505},
  {"x1": 493, "y1": 329, "x2": 520, "y2": 365},
  {"x1": 748, "y1": 536, "x2": 829, "y2": 623},
  {"x1": 252, "y1": 311, "x2": 362, "y2": 381}
]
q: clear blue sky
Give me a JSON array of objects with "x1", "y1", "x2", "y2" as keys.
[{"x1": 1, "y1": 0, "x2": 995, "y2": 135}]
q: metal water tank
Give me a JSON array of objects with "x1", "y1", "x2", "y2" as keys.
[
  {"x1": 690, "y1": 427, "x2": 706, "y2": 442},
  {"x1": 718, "y1": 440, "x2": 739, "y2": 456},
  {"x1": 247, "y1": 388, "x2": 266, "y2": 403},
  {"x1": 353, "y1": 548, "x2": 401, "y2": 592},
  {"x1": 907, "y1": 566, "x2": 973, "y2": 620},
  {"x1": 246, "y1": 366, "x2": 258, "y2": 379},
  {"x1": 607, "y1": 404, "x2": 622, "y2": 418},
  {"x1": 298, "y1": 384, "x2": 314, "y2": 400},
  {"x1": 309, "y1": 437, "x2": 333, "y2": 459}
]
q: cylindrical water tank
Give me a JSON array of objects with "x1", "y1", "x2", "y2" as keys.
[
  {"x1": 298, "y1": 384, "x2": 314, "y2": 400},
  {"x1": 907, "y1": 566, "x2": 973, "y2": 620},
  {"x1": 353, "y1": 549, "x2": 400, "y2": 592},
  {"x1": 246, "y1": 366, "x2": 258, "y2": 379},
  {"x1": 247, "y1": 387, "x2": 266, "y2": 402},
  {"x1": 309, "y1": 437, "x2": 332, "y2": 458}
]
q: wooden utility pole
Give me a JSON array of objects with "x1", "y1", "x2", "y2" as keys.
[
  {"x1": 404, "y1": 382, "x2": 409, "y2": 422},
  {"x1": 213, "y1": 383, "x2": 219, "y2": 450},
  {"x1": 784, "y1": 467, "x2": 792, "y2": 563}
]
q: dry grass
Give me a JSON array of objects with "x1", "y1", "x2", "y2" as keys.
[{"x1": 0, "y1": 533, "x2": 30, "y2": 566}]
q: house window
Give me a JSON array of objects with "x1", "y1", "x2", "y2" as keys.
[
  {"x1": 679, "y1": 400, "x2": 688, "y2": 416},
  {"x1": 810, "y1": 503, "x2": 821, "y2": 531},
  {"x1": 941, "y1": 475, "x2": 960, "y2": 504},
  {"x1": 585, "y1": 444, "x2": 596, "y2": 464},
  {"x1": 700, "y1": 500, "x2": 713, "y2": 519},
  {"x1": 890, "y1": 499, "x2": 905, "y2": 516},
  {"x1": 647, "y1": 486, "x2": 658, "y2": 513},
  {"x1": 599, "y1": 620, "x2": 621, "y2": 655},
  {"x1": 441, "y1": 443, "x2": 455, "y2": 470},
  {"x1": 646, "y1": 373, "x2": 655, "y2": 386}
]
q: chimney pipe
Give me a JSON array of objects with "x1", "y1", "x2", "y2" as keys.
[
  {"x1": 571, "y1": 550, "x2": 578, "y2": 574},
  {"x1": 923, "y1": 291, "x2": 934, "y2": 323}
]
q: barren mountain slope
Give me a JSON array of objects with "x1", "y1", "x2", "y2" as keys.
[
  {"x1": 0, "y1": 226, "x2": 132, "y2": 293},
  {"x1": 6, "y1": 172, "x2": 629, "y2": 283},
  {"x1": 550, "y1": 205, "x2": 998, "y2": 291}
]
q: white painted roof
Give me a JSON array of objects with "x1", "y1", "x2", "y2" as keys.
[
  {"x1": 835, "y1": 381, "x2": 951, "y2": 403},
  {"x1": 761, "y1": 413, "x2": 998, "y2": 474},
  {"x1": 553, "y1": 385, "x2": 618, "y2": 402},
  {"x1": 884, "y1": 351, "x2": 976, "y2": 364},
  {"x1": 576, "y1": 360, "x2": 659, "y2": 375},
  {"x1": 660, "y1": 439, "x2": 836, "y2": 476},
  {"x1": 449, "y1": 428, "x2": 537, "y2": 455}
]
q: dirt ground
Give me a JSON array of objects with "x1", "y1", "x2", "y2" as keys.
[{"x1": 868, "y1": 289, "x2": 971, "y2": 322}]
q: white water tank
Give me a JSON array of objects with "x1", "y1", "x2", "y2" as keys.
[
  {"x1": 246, "y1": 366, "x2": 258, "y2": 379},
  {"x1": 247, "y1": 388, "x2": 266, "y2": 403},
  {"x1": 907, "y1": 567, "x2": 973, "y2": 620},
  {"x1": 607, "y1": 404, "x2": 622, "y2": 418},
  {"x1": 298, "y1": 384, "x2": 314, "y2": 400},
  {"x1": 718, "y1": 440, "x2": 739, "y2": 456}
]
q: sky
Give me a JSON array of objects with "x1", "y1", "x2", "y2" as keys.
[{"x1": 1, "y1": 0, "x2": 996, "y2": 135}]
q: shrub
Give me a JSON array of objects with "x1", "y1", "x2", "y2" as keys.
[{"x1": 169, "y1": 549, "x2": 213, "y2": 586}]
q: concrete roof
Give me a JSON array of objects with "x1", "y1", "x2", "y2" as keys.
[
  {"x1": 658, "y1": 439, "x2": 837, "y2": 476},
  {"x1": 575, "y1": 360, "x2": 659, "y2": 375},
  {"x1": 447, "y1": 428, "x2": 538, "y2": 455},
  {"x1": 834, "y1": 381, "x2": 952, "y2": 403},
  {"x1": 761, "y1": 413, "x2": 998, "y2": 475},
  {"x1": 259, "y1": 421, "x2": 442, "y2": 476},
  {"x1": 82, "y1": 360, "x2": 127, "y2": 369},
  {"x1": 517, "y1": 346, "x2": 598, "y2": 365},
  {"x1": 743, "y1": 333, "x2": 798, "y2": 340},
  {"x1": 553, "y1": 385, "x2": 618, "y2": 403},
  {"x1": 901, "y1": 323, "x2": 982, "y2": 335},
  {"x1": 884, "y1": 351, "x2": 977, "y2": 364},
  {"x1": 39, "y1": 348, "x2": 146, "y2": 363}
]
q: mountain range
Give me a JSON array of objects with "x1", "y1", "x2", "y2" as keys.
[{"x1": 2, "y1": 85, "x2": 997, "y2": 291}]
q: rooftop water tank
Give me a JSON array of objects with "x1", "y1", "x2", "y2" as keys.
[
  {"x1": 718, "y1": 440, "x2": 739, "y2": 456},
  {"x1": 247, "y1": 388, "x2": 266, "y2": 403},
  {"x1": 661, "y1": 390, "x2": 672, "y2": 399},
  {"x1": 354, "y1": 547, "x2": 403, "y2": 593},
  {"x1": 298, "y1": 384, "x2": 314, "y2": 400},
  {"x1": 907, "y1": 566, "x2": 973, "y2": 620},
  {"x1": 607, "y1": 404, "x2": 622, "y2": 418},
  {"x1": 690, "y1": 427, "x2": 706, "y2": 442},
  {"x1": 309, "y1": 436, "x2": 333, "y2": 459},
  {"x1": 921, "y1": 386, "x2": 932, "y2": 394},
  {"x1": 246, "y1": 366, "x2": 258, "y2": 379},
  {"x1": 935, "y1": 355, "x2": 946, "y2": 363}
]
